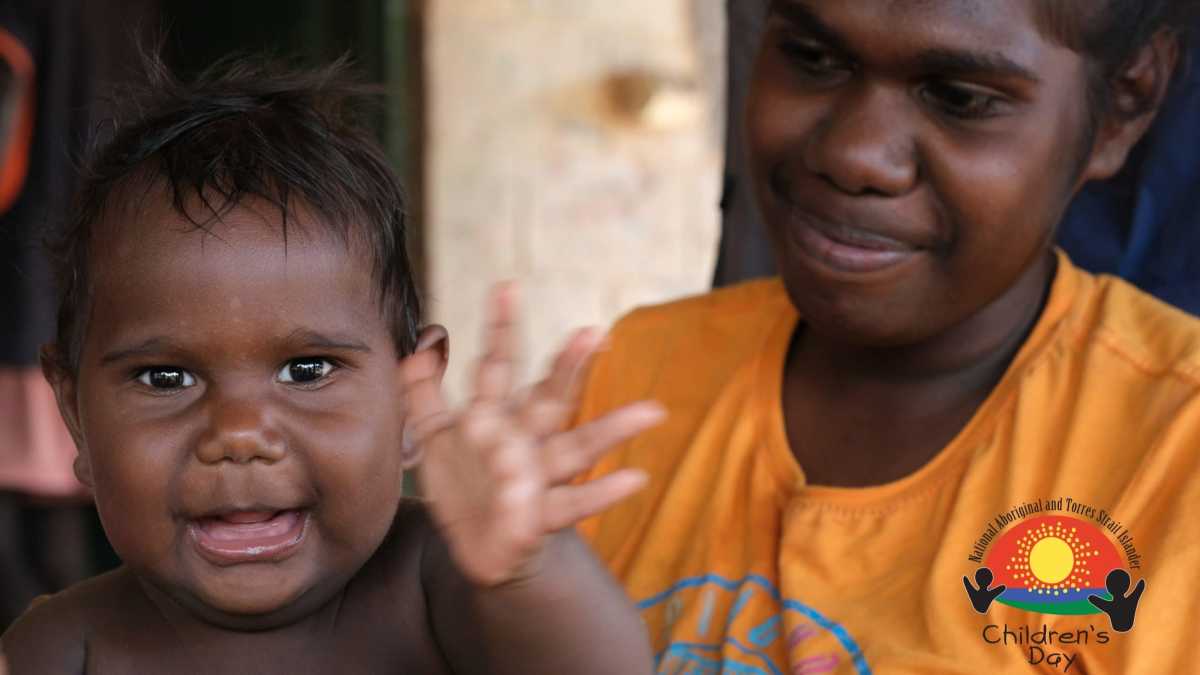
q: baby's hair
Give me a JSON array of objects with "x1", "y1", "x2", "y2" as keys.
[{"x1": 48, "y1": 51, "x2": 421, "y2": 372}]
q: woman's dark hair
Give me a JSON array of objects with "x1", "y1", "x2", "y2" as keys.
[
  {"x1": 49, "y1": 53, "x2": 421, "y2": 372},
  {"x1": 1042, "y1": 0, "x2": 1199, "y2": 117}
]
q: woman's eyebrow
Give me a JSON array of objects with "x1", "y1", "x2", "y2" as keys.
[
  {"x1": 916, "y1": 48, "x2": 1042, "y2": 83},
  {"x1": 770, "y1": 0, "x2": 852, "y2": 52}
]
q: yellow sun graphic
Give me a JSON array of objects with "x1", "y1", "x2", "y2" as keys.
[
  {"x1": 1005, "y1": 521, "x2": 1100, "y2": 594},
  {"x1": 1029, "y1": 537, "x2": 1073, "y2": 583}
]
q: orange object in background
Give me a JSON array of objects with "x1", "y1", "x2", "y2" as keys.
[
  {"x1": 0, "y1": 25, "x2": 82, "y2": 501},
  {"x1": 0, "y1": 26, "x2": 34, "y2": 216}
]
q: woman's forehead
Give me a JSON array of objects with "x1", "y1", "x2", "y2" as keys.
[
  {"x1": 766, "y1": 0, "x2": 1084, "y2": 74},
  {"x1": 769, "y1": 0, "x2": 1079, "y2": 47}
]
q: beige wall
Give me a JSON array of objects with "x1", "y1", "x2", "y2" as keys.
[{"x1": 425, "y1": 0, "x2": 725, "y2": 401}]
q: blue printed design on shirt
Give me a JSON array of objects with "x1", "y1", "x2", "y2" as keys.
[{"x1": 637, "y1": 574, "x2": 871, "y2": 675}]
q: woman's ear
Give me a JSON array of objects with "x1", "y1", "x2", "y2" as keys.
[
  {"x1": 1082, "y1": 28, "x2": 1182, "y2": 182},
  {"x1": 398, "y1": 325, "x2": 449, "y2": 469},
  {"x1": 40, "y1": 344, "x2": 92, "y2": 488}
]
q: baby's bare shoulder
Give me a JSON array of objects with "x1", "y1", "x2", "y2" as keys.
[
  {"x1": 0, "y1": 568, "x2": 135, "y2": 674},
  {"x1": 353, "y1": 497, "x2": 440, "y2": 602},
  {"x1": 338, "y1": 499, "x2": 455, "y2": 672}
]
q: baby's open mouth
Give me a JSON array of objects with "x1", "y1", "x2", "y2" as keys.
[{"x1": 188, "y1": 509, "x2": 310, "y2": 566}]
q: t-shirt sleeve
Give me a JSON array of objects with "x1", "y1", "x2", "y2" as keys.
[{"x1": 569, "y1": 313, "x2": 629, "y2": 489}]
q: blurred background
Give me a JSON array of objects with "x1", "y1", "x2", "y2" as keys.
[{"x1": 2, "y1": 0, "x2": 1198, "y2": 633}]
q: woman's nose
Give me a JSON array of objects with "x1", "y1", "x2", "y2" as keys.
[{"x1": 803, "y1": 84, "x2": 919, "y2": 198}]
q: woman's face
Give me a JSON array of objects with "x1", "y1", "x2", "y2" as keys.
[{"x1": 746, "y1": 0, "x2": 1128, "y2": 347}]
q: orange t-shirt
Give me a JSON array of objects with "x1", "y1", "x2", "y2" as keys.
[{"x1": 575, "y1": 252, "x2": 1200, "y2": 674}]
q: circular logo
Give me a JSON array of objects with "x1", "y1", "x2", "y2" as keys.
[{"x1": 984, "y1": 515, "x2": 1125, "y2": 615}]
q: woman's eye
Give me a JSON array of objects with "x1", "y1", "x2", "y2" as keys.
[
  {"x1": 779, "y1": 39, "x2": 848, "y2": 79},
  {"x1": 136, "y1": 367, "x2": 196, "y2": 390},
  {"x1": 277, "y1": 358, "x2": 335, "y2": 384},
  {"x1": 922, "y1": 81, "x2": 1006, "y2": 119}
]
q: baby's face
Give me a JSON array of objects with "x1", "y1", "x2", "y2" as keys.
[{"x1": 63, "y1": 195, "x2": 410, "y2": 627}]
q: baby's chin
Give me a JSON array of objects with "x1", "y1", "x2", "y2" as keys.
[{"x1": 143, "y1": 560, "x2": 351, "y2": 631}]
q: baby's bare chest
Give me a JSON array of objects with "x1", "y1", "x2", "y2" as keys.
[
  {"x1": 80, "y1": 627, "x2": 450, "y2": 675},
  {"x1": 78, "y1": 595, "x2": 451, "y2": 675}
]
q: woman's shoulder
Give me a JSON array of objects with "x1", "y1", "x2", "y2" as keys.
[
  {"x1": 610, "y1": 278, "x2": 790, "y2": 342},
  {"x1": 1073, "y1": 270, "x2": 1200, "y2": 385}
]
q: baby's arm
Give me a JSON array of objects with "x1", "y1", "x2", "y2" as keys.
[
  {"x1": 1, "y1": 594, "x2": 86, "y2": 674},
  {"x1": 404, "y1": 285, "x2": 660, "y2": 675},
  {"x1": 421, "y1": 524, "x2": 653, "y2": 674}
]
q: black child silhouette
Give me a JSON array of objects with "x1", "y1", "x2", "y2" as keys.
[
  {"x1": 963, "y1": 567, "x2": 1006, "y2": 614},
  {"x1": 1088, "y1": 569, "x2": 1145, "y2": 632}
]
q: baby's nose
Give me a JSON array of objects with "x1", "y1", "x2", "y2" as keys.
[{"x1": 195, "y1": 397, "x2": 286, "y2": 465}]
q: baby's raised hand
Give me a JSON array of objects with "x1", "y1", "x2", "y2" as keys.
[{"x1": 404, "y1": 284, "x2": 664, "y2": 586}]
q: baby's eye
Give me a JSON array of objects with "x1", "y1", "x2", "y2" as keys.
[
  {"x1": 277, "y1": 358, "x2": 336, "y2": 384},
  {"x1": 136, "y1": 367, "x2": 196, "y2": 390}
]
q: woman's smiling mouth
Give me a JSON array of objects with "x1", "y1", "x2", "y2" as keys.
[
  {"x1": 188, "y1": 509, "x2": 310, "y2": 566},
  {"x1": 767, "y1": 168, "x2": 936, "y2": 277},
  {"x1": 787, "y1": 207, "x2": 922, "y2": 275}
]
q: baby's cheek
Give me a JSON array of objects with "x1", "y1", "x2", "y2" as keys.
[
  {"x1": 85, "y1": 441, "x2": 176, "y2": 557},
  {"x1": 310, "y1": 448, "x2": 403, "y2": 551},
  {"x1": 93, "y1": 482, "x2": 177, "y2": 568}
]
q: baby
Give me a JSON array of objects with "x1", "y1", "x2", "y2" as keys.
[{"x1": 0, "y1": 56, "x2": 661, "y2": 674}]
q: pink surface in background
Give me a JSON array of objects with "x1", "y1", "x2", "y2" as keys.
[{"x1": 0, "y1": 368, "x2": 88, "y2": 499}]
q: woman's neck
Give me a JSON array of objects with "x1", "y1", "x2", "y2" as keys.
[{"x1": 789, "y1": 251, "x2": 1057, "y2": 391}]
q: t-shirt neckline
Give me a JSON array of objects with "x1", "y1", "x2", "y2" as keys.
[{"x1": 754, "y1": 250, "x2": 1082, "y2": 510}]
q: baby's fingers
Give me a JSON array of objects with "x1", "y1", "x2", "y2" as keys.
[
  {"x1": 543, "y1": 401, "x2": 666, "y2": 484},
  {"x1": 403, "y1": 349, "x2": 453, "y2": 444},
  {"x1": 519, "y1": 327, "x2": 607, "y2": 437},
  {"x1": 473, "y1": 282, "x2": 520, "y2": 402},
  {"x1": 541, "y1": 469, "x2": 649, "y2": 531},
  {"x1": 537, "y1": 327, "x2": 606, "y2": 405}
]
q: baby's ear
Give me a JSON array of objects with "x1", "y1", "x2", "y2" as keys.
[
  {"x1": 398, "y1": 325, "x2": 450, "y2": 468},
  {"x1": 414, "y1": 324, "x2": 450, "y2": 371},
  {"x1": 39, "y1": 345, "x2": 92, "y2": 487}
]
